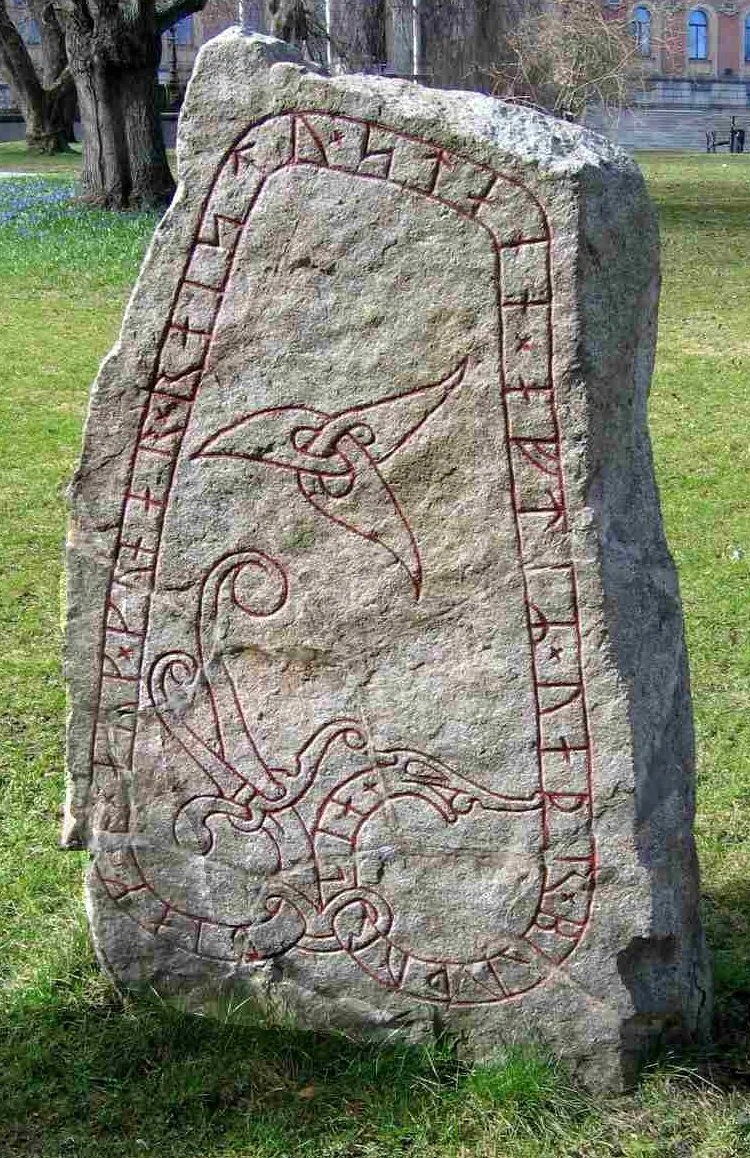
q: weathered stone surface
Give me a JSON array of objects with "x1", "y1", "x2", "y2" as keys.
[{"x1": 64, "y1": 30, "x2": 710, "y2": 1089}]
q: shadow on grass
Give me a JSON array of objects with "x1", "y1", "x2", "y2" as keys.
[
  {"x1": 701, "y1": 878, "x2": 750, "y2": 1084},
  {"x1": 0, "y1": 963, "x2": 584, "y2": 1158},
  {"x1": 655, "y1": 201, "x2": 750, "y2": 234},
  {"x1": 3, "y1": 910, "x2": 750, "y2": 1158}
]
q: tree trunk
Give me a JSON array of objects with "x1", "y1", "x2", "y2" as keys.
[
  {"x1": 266, "y1": 0, "x2": 310, "y2": 41},
  {"x1": 418, "y1": 0, "x2": 515, "y2": 92},
  {"x1": 121, "y1": 64, "x2": 174, "y2": 206},
  {"x1": 0, "y1": 0, "x2": 73, "y2": 152},
  {"x1": 72, "y1": 58, "x2": 174, "y2": 208},
  {"x1": 28, "y1": 0, "x2": 76, "y2": 141},
  {"x1": 329, "y1": 0, "x2": 386, "y2": 70},
  {"x1": 74, "y1": 58, "x2": 132, "y2": 206},
  {"x1": 63, "y1": 8, "x2": 175, "y2": 209}
]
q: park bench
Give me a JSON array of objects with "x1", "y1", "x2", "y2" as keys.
[{"x1": 706, "y1": 115, "x2": 746, "y2": 153}]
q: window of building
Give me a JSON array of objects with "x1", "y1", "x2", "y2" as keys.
[
  {"x1": 745, "y1": 13, "x2": 750, "y2": 62},
  {"x1": 632, "y1": 6, "x2": 652, "y2": 55},
  {"x1": 688, "y1": 9, "x2": 709, "y2": 59},
  {"x1": 25, "y1": 17, "x2": 40, "y2": 44},
  {"x1": 173, "y1": 14, "x2": 193, "y2": 45}
]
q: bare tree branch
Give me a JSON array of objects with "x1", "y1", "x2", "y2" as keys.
[
  {"x1": 0, "y1": 0, "x2": 46, "y2": 118},
  {"x1": 27, "y1": 0, "x2": 67, "y2": 83},
  {"x1": 488, "y1": 0, "x2": 674, "y2": 119},
  {"x1": 0, "y1": 0, "x2": 76, "y2": 148},
  {"x1": 155, "y1": 0, "x2": 212, "y2": 33},
  {"x1": 47, "y1": 60, "x2": 72, "y2": 94}
]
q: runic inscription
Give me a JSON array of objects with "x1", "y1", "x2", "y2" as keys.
[
  {"x1": 84, "y1": 110, "x2": 595, "y2": 1006},
  {"x1": 66, "y1": 35, "x2": 711, "y2": 1086},
  {"x1": 68, "y1": 104, "x2": 597, "y2": 1014}
]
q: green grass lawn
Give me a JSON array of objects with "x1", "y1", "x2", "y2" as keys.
[
  {"x1": 638, "y1": 154, "x2": 750, "y2": 1019},
  {"x1": 0, "y1": 153, "x2": 749, "y2": 1157},
  {"x1": 0, "y1": 139, "x2": 175, "y2": 178},
  {"x1": 0, "y1": 139, "x2": 83, "y2": 175}
]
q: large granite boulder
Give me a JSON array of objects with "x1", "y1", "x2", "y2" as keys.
[{"x1": 63, "y1": 30, "x2": 710, "y2": 1089}]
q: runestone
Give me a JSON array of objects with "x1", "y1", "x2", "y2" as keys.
[{"x1": 64, "y1": 31, "x2": 710, "y2": 1088}]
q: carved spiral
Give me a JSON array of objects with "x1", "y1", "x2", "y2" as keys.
[{"x1": 147, "y1": 651, "x2": 199, "y2": 711}]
